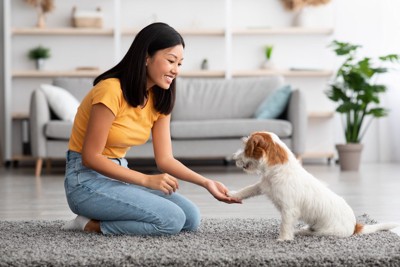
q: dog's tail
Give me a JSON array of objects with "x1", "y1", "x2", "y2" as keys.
[{"x1": 354, "y1": 222, "x2": 400, "y2": 235}]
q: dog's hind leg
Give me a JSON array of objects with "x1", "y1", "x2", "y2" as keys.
[{"x1": 295, "y1": 226, "x2": 315, "y2": 236}]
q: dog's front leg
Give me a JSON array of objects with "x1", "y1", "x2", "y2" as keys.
[
  {"x1": 228, "y1": 182, "x2": 262, "y2": 200},
  {"x1": 277, "y1": 211, "x2": 296, "y2": 241}
]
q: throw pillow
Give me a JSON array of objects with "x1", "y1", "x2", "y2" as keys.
[
  {"x1": 39, "y1": 84, "x2": 80, "y2": 122},
  {"x1": 254, "y1": 84, "x2": 292, "y2": 119}
]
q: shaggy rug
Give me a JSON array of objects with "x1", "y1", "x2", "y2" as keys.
[{"x1": 0, "y1": 214, "x2": 399, "y2": 267}]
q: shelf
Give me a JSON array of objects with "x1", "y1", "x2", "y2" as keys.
[
  {"x1": 12, "y1": 70, "x2": 102, "y2": 78},
  {"x1": 308, "y1": 111, "x2": 335, "y2": 119},
  {"x1": 122, "y1": 28, "x2": 225, "y2": 36},
  {"x1": 302, "y1": 151, "x2": 335, "y2": 160},
  {"x1": 233, "y1": 27, "x2": 334, "y2": 35},
  {"x1": 13, "y1": 69, "x2": 332, "y2": 78},
  {"x1": 180, "y1": 70, "x2": 225, "y2": 77},
  {"x1": 12, "y1": 27, "x2": 332, "y2": 37},
  {"x1": 12, "y1": 70, "x2": 226, "y2": 78},
  {"x1": 233, "y1": 69, "x2": 333, "y2": 77},
  {"x1": 12, "y1": 27, "x2": 114, "y2": 36},
  {"x1": 11, "y1": 155, "x2": 36, "y2": 161},
  {"x1": 12, "y1": 112, "x2": 29, "y2": 120}
]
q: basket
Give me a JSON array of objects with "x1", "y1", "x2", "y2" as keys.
[{"x1": 72, "y1": 7, "x2": 103, "y2": 28}]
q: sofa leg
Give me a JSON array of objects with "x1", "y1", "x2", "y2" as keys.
[
  {"x1": 35, "y1": 158, "x2": 43, "y2": 177},
  {"x1": 45, "y1": 159, "x2": 52, "y2": 173}
]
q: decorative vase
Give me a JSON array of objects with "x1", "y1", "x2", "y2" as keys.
[
  {"x1": 37, "y1": 12, "x2": 46, "y2": 28},
  {"x1": 261, "y1": 59, "x2": 274, "y2": 69},
  {"x1": 35, "y1": 58, "x2": 45, "y2": 70},
  {"x1": 292, "y1": 8, "x2": 305, "y2": 27},
  {"x1": 335, "y1": 143, "x2": 364, "y2": 171}
]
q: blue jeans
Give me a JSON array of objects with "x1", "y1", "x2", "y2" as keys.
[{"x1": 64, "y1": 150, "x2": 201, "y2": 235}]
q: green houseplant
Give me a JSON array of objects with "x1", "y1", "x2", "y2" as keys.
[
  {"x1": 326, "y1": 40, "x2": 400, "y2": 171},
  {"x1": 265, "y1": 45, "x2": 273, "y2": 61},
  {"x1": 28, "y1": 45, "x2": 51, "y2": 70},
  {"x1": 261, "y1": 45, "x2": 274, "y2": 69}
]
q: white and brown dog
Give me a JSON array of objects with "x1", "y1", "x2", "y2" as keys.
[{"x1": 229, "y1": 131, "x2": 399, "y2": 241}]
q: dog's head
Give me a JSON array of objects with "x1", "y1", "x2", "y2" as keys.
[{"x1": 233, "y1": 131, "x2": 289, "y2": 173}]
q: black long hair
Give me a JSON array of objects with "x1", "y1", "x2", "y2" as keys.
[{"x1": 93, "y1": 22, "x2": 185, "y2": 115}]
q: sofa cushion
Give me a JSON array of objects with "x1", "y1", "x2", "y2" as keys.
[
  {"x1": 45, "y1": 121, "x2": 73, "y2": 140},
  {"x1": 172, "y1": 76, "x2": 284, "y2": 121},
  {"x1": 40, "y1": 84, "x2": 80, "y2": 122},
  {"x1": 254, "y1": 84, "x2": 292, "y2": 119},
  {"x1": 171, "y1": 119, "x2": 292, "y2": 140},
  {"x1": 53, "y1": 77, "x2": 93, "y2": 101}
]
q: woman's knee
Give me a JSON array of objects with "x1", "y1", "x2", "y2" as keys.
[
  {"x1": 156, "y1": 206, "x2": 187, "y2": 235},
  {"x1": 183, "y1": 205, "x2": 201, "y2": 232}
]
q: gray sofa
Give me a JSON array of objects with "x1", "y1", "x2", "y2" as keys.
[{"x1": 29, "y1": 76, "x2": 307, "y2": 176}]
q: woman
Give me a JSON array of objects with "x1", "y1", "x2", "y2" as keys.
[{"x1": 62, "y1": 22, "x2": 240, "y2": 236}]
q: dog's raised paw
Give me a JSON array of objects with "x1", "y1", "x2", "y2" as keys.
[
  {"x1": 227, "y1": 191, "x2": 239, "y2": 199},
  {"x1": 227, "y1": 190, "x2": 236, "y2": 196}
]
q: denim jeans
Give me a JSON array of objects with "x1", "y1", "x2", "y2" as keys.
[{"x1": 64, "y1": 150, "x2": 201, "y2": 235}]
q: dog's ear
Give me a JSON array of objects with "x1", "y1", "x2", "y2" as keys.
[
  {"x1": 244, "y1": 134, "x2": 266, "y2": 160},
  {"x1": 261, "y1": 133, "x2": 289, "y2": 165},
  {"x1": 246, "y1": 132, "x2": 288, "y2": 165}
]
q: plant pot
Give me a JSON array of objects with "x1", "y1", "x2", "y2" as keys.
[
  {"x1": 335, "y1": 143, "x2": 363, "y2": 171},
  {"x1": 35, "y1": 58, "x2": 45, "y2": 70},
  {"x1": 261, "y1": 59, "x2": 274, "y2": 69}
]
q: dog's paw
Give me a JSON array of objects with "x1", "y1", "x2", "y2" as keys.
[
  {"x1": 227, "y1": 190, "x2": 236, "y2": 196},
  {"x1": 277, "y1": 236, "x2": 294, "y2": 242},
  {"x1": 277, "y1": 238, "x2": 292, "y2": 242},
  {"x1": 277, "y1": 233, "x2": 294, "y2": 241},
  {"x1": 227, "y1": 191, "x2": 241, "y2": 199}
]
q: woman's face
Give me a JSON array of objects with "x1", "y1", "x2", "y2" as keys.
[{"x1": 146, "y1": 44, "x2": 184, "y2": 90}]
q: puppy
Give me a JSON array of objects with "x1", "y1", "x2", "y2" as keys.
[{"x1": 229, "y1": 131, "x2": 399, "y2": 241}]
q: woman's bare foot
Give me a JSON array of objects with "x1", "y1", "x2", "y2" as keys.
[{"x1": 84, "y1": 219, "x2": 101, "y2": 233}]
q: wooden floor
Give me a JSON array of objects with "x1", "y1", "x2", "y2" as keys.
[{"x1": 1, "y1": 161, "x2": 400, "y2": 234}]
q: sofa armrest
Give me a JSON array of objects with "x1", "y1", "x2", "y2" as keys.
[
  {"x1": 29, "y1": 89, "x2": 50, "y2": 158},
  {"x1": 286, "y1": 89, "x2": 307, "y2": 157}
]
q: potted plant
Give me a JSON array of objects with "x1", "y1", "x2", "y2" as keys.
[
  {"x1": 326, "y1": 40, "x2": 400, "y2": 171},
  {"x1": 28, "y1": 45, "x2": 51, "y2": 70},
  {"x1": 261, "y1": 45, "x2": 274, "y2": 69},
  {"x1": 201, "y1": 58, "x2": 209, "y2": 70}
]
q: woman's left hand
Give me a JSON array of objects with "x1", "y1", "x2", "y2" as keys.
[{"x1": 204, "y1": 179, "x2": 242, "y2": 204}]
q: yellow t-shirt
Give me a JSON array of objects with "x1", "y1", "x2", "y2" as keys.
[{"x1": 69, "y1": 78, "x2": 166, "y2": 158}]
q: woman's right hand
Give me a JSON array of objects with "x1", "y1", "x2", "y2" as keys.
[{"x1": 143, "y1": 173, "x2": 179, "y2": 195}]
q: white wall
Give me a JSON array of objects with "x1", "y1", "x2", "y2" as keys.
[{"x1": 332, "y1": 0, "x2": 400, "y2": 162}]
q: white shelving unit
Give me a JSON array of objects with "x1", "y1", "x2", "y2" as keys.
[
  {"x1": 10, "y1": 27, "x2": 334, "y2": 79},
  {"x1": 1, "y1": 0, "x2": 336, "y2": 162}
]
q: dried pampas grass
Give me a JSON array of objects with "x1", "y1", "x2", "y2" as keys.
[
  {"x1": 280, "y1": 0, "x2": 331, "y2": 11},
  {"x1": 25, "y1": 0, "x2": 55, "y2": 28},
  {"x1": 25, "y1": 0, "x2": 55, "y2": 13}
]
